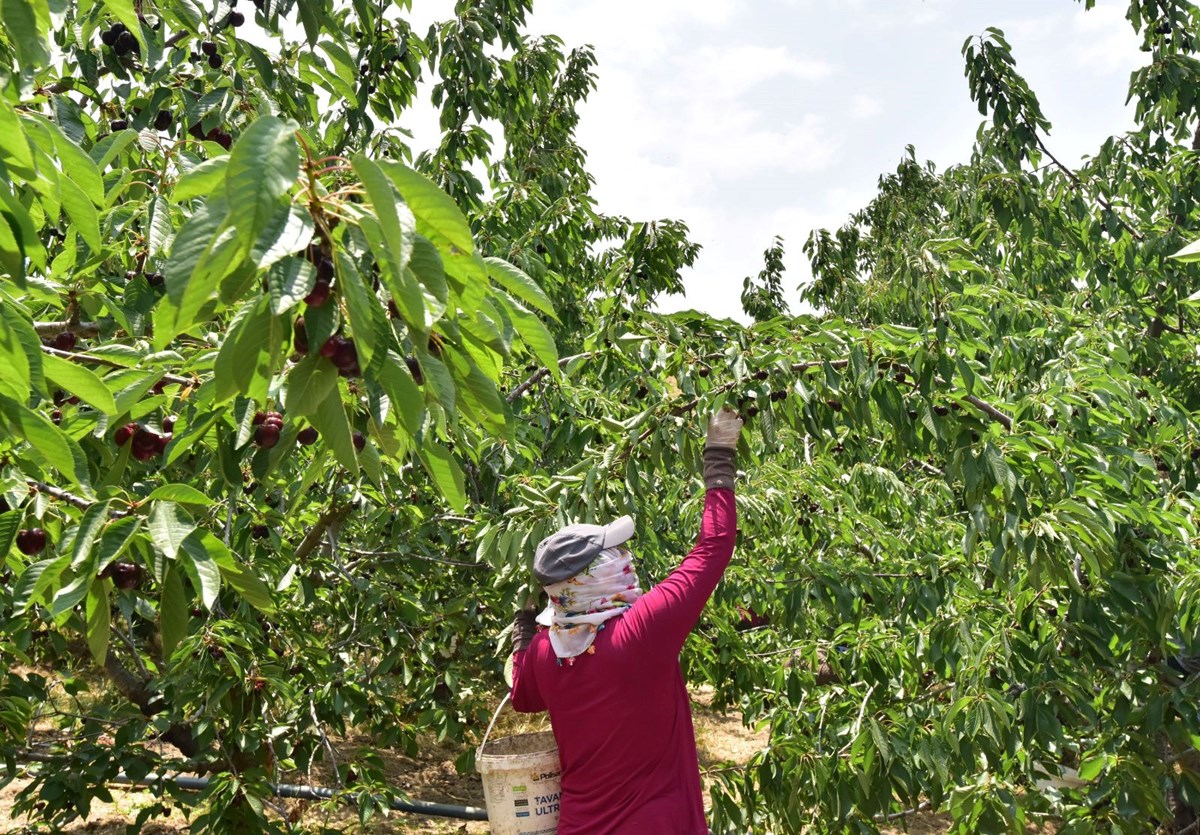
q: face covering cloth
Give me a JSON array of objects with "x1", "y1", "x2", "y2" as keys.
[{"x1": 536, "y1": 546, "x2": 644, "y2": 661}]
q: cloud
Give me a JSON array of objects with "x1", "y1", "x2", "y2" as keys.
[
  {"x1": 1068, "y1": 3, "x2": 1140, "y2": 75},
  {"x1": 850, "y1": 94, "x2": 884, "y2": 119},
  {"x1": 678, "y1": 44, "x2": 833, "y2": 99}
]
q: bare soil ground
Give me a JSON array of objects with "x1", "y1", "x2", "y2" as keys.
[{"x1": 1, "y1": 687, "x2": 1043, "y2": 834}]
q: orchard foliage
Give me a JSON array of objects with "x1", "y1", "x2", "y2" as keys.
[{"x1": 0, "y1": 1, "x2": 1199, "y2": 835}]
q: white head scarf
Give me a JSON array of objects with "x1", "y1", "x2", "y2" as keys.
[{"x1": 535, "y1": 546, "x2": 643, "y2": 662}]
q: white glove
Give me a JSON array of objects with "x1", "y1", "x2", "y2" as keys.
[{"x1": 706, "y1": 407, "x2": 744, "y2": 449}]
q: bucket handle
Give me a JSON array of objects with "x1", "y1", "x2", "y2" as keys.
[{"x1": 479, "y1": 692, "x2": 512, "y2": 755}]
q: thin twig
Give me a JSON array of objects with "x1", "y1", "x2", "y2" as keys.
[
  {"x1": 341, "y1": 546, "x2": 486, "y2": 568},
  {"x1": 874, "y1": 801, "x2": 932, "y2": 823},
  {"x1": 505, "y1": 351, "x2": 599, "y2": 402},
  {"x1": 34, "y1": 321, "x2": 102, "y2": 338},
  {"x1": 111, "y1": 623, "x2": 151, "y2": 680},
  {"x1": 310, "y1": 699, "x2": 342, "y2": 788},
  {"x1": 40, "y1": 345, "x2": 194, "y2": 387},
  {"x1": 27, "y1": 481, "x2": 131, "y2": 518}
]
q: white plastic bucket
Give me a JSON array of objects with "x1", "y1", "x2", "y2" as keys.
[{"x1": 476, "y1": 694, "x2": 561, "y2": 835}]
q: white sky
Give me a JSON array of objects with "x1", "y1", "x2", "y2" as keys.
[{"x1": 399, "y1": 1, "x2": 1145, "y2": 320}]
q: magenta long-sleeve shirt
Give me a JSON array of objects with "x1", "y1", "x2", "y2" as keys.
[{"x1": 511, "y1": 488, "x2": 737, "y2": 834}]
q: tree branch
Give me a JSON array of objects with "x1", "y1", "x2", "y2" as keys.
[
  {"x1": 293, "y1": 504, "x2": 351, "y2": 562},
  {"x1": 102, "y1": 652, "x2": 198, "y2": 758},
  {"x1": 964, "y1": 394, "x2": 1013, "y2": 431},
  {"x1": 1033, "y1": 131, "x2": 1144, "y2": 242}
]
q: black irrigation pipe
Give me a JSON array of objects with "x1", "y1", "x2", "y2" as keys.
[{"x1": 15, "y1": 753, "x2": 489, "y2": 822}]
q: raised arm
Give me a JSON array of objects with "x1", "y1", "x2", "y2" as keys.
[{"x1": 619, "y1": 409, "x2": 742, "y2": 657}]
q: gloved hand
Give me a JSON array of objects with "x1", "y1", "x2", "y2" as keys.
[
  {"x1": 706, "y1": 407, "x2": 744, "y2": 449},
  {"x1": 704, "y1": 407, "x2": 742, "y2": 490}
]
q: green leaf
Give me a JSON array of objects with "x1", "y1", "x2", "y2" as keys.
[
  {"x1": 312, "y1": 385, "x2": 357, "y2": 471},
  {"x1": 164, "y1": 410, "x2": 222, "y2": 466},
  {"x1": 1077, "y1": 753, "x2": 1107, "y2": 782},
  {"x1": 377, "y1": 160, "x2": 475, "y2": 255},
  {"x1": 143, "y1": 484, "x2": 214, "y2": 506},
  {"x1": 418, "y1": 442, "x2": 467, "y2": 512},
  {"x1": 14, "y1": 553, "x2": 69, "y2": 612},
  {"x1": 0, "y1": 394, "x2": 91, "y2": 491},
  {"x1": 0, "y1": 510, "x2": 20, "y2": 556},
  {"x1": 251, "y1": 203, "x2": 313, "y2": 271},
  {"x1": 225, "y1": 115, "x2": 299, "y2": 247},
  {"x1": 58, "y1": 175, "x2": 101, "y2": 253},
  {"x1": 182, "y1": 530, "x2": 275, "y2": 614},
  {"x1": 214, "y1": 555, "x2": 276, "y2": 615},
  {"x1": 268, "y1": 256, "x2": 316, "y2": 315},
  {"x1": 378, "y1": 351, "x2": 424, "y2": 437},
  {"x1": 174, "y1": 156, "x2": 228, "y2": 202},
  {"x1": 985, "y1": 444, "x2": 1015, "y2": 493},
  {"x1": 336, "y1": 251, "x2": 387, "y2": 367},
  {"x1": 296, "y1": 0, "x2": 325, "y2": 44},
  {"x1": 503, "y1": 298, "x2": 558, "y2": 372},
  {"x1": 1171, "y1": 238, "x2": 1200, "y2": 263},
  {"x1": 42, "y1": 353, "x2": 118, "y2": 414},
  {"x1": 0, "y1": 300, "x2": 41, "y2": 402},
  {"x1": 416, "y1": 350, "x2": 455, "y2": 415},
  {"x1": 0, "y1": 177, "x2": 45, "y2": 271},
  {"x1": 85, "y1": 579, "x2": 111, "y2": 665},
  {"x1": 31, "y1": 115, "x2": 104, "y2": 207},
  {"x1": 149, "y1": 502, "x2": 196, "y2": 561},
  {"x1": 0, "y1": 0, "x2": 50, "y2": 72},
  {"x1": 96, "y1": 516, "x2": 140, "y2": 572},
  {"x1": 50, "y1": 572, "x2": 92, "y2": 618},
  {"x1": 180, "y1": 530, "x2": 220, "y2": 608},
  {"x1": 0, "y1": 207, "x2": 27, "y2": 282},
  {"x1": 956, "y1": 357, "x2": 976, "y2": 398},
  {"x1": 0, "y1": 98, "x2": 35, "y2": 178},
  {"x1": 485, "y1": 256, "x2": 557, "y2": 320},
  {"x1": 213, "y1": 297, "x2": 279, "y2": 403},
  {"x1": 160, "y1": 195, "x2": 239, "y2": 346},
  {"x1": 160, "y1": 566, "x2": 188, "y2": 659},
  {"x1": 448, "y1": 350, "x2": 508, "y2": 437},
  {"x1": 70, "y1": 501, "x2": 111, "y2": 570},
  {"x1": 409, "y1": 235, "x2": 449, "y2": 318},
  {"x1": 147, "y1": 196, "x2": 172, "y2": 258},
  {"x1": 90, "y1": 128, "x2": 138, "y2": 170},
  {"x1": 284, "y1": 354, "x2": 338, "y2": 416},
  {"x1": 352, "y1": 156, "x2": 422, "y2": 328}
]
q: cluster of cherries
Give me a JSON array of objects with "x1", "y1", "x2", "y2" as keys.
[
  {"x1": 320, "y1": 335, "x2": 361, "y2": 377},
  {"x1": 98, "y1": 22, "x2": 138, "y2": 56},
  {"x1": 186, "y1": 122, "x2": 234, "y2": 150},
  {"x1": 292, "y1": 317, "x2": 361, "y2": 379},
  {"x1": 303, "y1": 243, "x2": 336, "y2": 308},
  {"x1": 252, "y1": 410, "x2": 284, "y2": 448},
  {"x1": 114, "y1": 418, "x2": 173, "y2": 461}
]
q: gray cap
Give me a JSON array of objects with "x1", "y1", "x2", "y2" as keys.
[{"x1": 532, "y1": 515, "x2": 635, "y2": 585}]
